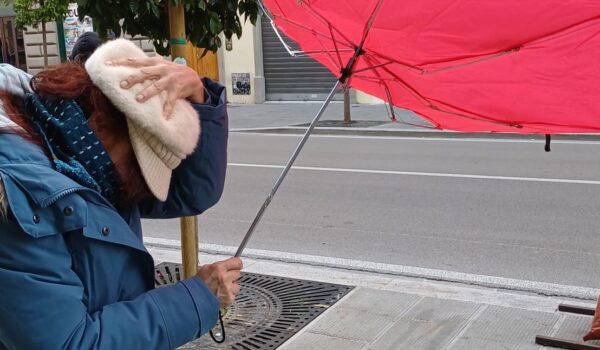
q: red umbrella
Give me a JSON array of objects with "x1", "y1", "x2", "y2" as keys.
[
  {"x1": 236, "y1": 1, "x2": 600, "y2": 254},
  {"x1": 261, "y1": 0, "x2": 600, "y2": 133},
  {"x1": 230, "y1": 4, "x2": 600, "y2": 346}
]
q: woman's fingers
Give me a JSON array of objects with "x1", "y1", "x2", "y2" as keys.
[
  {"x1": 106, "y1": 56, "x2": 160, "y2": 68},
  {"x1": 219, "y1": 261, "x2": 242, "y2": 306},
  {"x1": 230, "y1": 270, "x2": 241, "y2": 283},
  {"x1": 120, "y1": 66, "x2": 161, "y2": 89},
  {"x1": 112, "y1": 56, "x2": 204, "y2": 112},
  {"x1": 135, "y1": 78, "x2": 169, "y2": 103},
  {"x1": 218, "y1": 278, "x2": 241, "y2": 306},
  {"x1": 224, "y1": 257, "x2": 244, "y2": 271},
  {"x1": 216, "y1": 283, "x2": 240, "y2": 306},
  {"x1": 195, "y1": 257, "x2": 244, "y2": 307},
  {"x1": 163, "y1": 88, "x2": 179, "y2": 118}
]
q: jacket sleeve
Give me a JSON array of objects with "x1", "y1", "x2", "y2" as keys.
[
  {"x1": 139, "y1": 78, "x2": 228, "y2": 219},
  {"x1": 0, "y1": 219, "x2": 219, "y2": 350}
]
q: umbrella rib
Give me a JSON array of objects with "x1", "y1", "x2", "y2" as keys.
[
  {"x1": 362, "y1": 55, "x2": 437, "y2": 129},
  {"x1": 364, "y1": 55, "x2": 524, "y2": 129},
  {"x1": 267, "y1": 12, "x2": 358, "y2": 75},
  {"x1": 351, "y1": 59, "x2": 394, "y2": 74},
  {"x1": 300, "y1": 49, "x2": 355, "y2": 55},
  {"x1": 373, "y1": 16, "x2": 600, "y2": 75},
  {"x1": 419, "y1": 48, "x2": 521, "y2": 75},
  {"x1": 424, "y1": 97, "x2": 595, "y2": 133},
  {"x1": 298, "y1": 20, "x2": 347, "y2": 73},
  {"x1": 425, "y1": 97, "x2": 527, "y2": 129},
  {"x1": 272, "y1": 15, "x2": 355, "y2": 50},
  {"x1": 359, "y1": 0, "x2": 385, "y2": 47},
  {"x1": 299, "y1": 2, "x2": 356, "y2": 48},
  {"x1": 257, "y1": 0, "x2": 275, "y2": 22},
  {"x1": 362, "y1": 49, "x2": 520, "y2": 78},
  {"x1": 362, "y1": 54, "x2": 397, "y2": 122},
  {"x1": 385, "y1": 68, "x2": 520, "y2": 128},
  {"x1": 271, "y1": 0, "x2": 286, "y2": 17},
  {"x1": 360, "y1": 49, "x2": 520, "y2": 76},
  {"x1": 328, "y1": 24, "x2": 345, "y2": 69}
]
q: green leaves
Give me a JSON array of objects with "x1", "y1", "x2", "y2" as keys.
[
  {"x1": 74, "y1": 0, "x2": 259, "y2": 55},
  {"x1": 8, "y1": 0, "x2": 258, "y2": 55},
  {"x1": 12, "y1": 0, "x2": 69, "y2": 29}
]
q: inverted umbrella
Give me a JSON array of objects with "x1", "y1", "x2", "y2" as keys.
[
  {"x1": 263, "y1": 0, "x2": 600, "y2": 133},
  {"x1": 236, "y1": 0, "x2": 600, "y2": 256}
]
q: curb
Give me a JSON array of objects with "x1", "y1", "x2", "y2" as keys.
[
  {"x1": 144, "y1": 238, "x2": 600, "y2": 301},
  {"x1": 231, "y1": 126, "x2": 600, "y2": 141}
]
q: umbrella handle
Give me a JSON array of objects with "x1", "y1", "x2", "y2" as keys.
[
  {"x1": 209, "y1": 310, "x2": 226, "y2": 343},
  {"x1": 234, "y1": 81, "x2": 342, "y2": 257}
]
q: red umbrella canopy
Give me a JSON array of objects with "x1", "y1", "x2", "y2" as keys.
[{"x1": 262, "y1": 0, "x2": 600, "y2": 133}]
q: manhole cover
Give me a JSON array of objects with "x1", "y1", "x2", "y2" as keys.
[
  {"x1": 294, "y1": 120, "x2": 387, "y2": 128},
  {"x1": 155, "y1": 262, "x2": 353, "y2": 349}
]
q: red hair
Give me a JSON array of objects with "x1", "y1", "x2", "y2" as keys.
[
  {"x1": 0, "y1": 90, "x2": 42, "y2": 147},
  {"x1": 0, "y1": 63, "x2": 150, "y2": 205}
]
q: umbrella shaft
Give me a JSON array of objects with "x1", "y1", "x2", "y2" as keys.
[{"x1": 235, "y1": 81, "x2": 342, "y2": 257}]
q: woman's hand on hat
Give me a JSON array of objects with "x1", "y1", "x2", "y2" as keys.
[
  {"x1": 196, "y1": 257, "x2": 243, "y2": 307},
  {"x1": 107, "y1": 57, "x2": 205, "y2": 118}
]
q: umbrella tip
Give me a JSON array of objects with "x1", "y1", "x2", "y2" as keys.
[{"x1": 545, "y1": 134, "x2": 551, "y2": 152}]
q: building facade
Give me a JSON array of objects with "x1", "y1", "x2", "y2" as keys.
[
  {"x1": 220, "y1": 15, "x2": 381, "y2": 104},
  {"x1": 10, "y1": 5, "x2": 379, "y2": 104}
]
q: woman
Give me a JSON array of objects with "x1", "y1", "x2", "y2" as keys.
[{"x1": 0, "y1": 39, "x2": 242, "y2": 349}]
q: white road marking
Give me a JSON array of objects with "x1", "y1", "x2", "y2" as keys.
[
  {"x1": 228, "y1": 162, "x2": 600, "y2": 185},
  {"x1": 144, "y1": 237, "x2": 599, "y2": 301}
]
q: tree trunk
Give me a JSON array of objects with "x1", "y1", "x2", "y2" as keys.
[{"x1": 343, "y1": 89, "x2": 351, "y2": 124}]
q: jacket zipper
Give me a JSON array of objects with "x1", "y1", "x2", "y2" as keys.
[
  {"x1": 40, "y1": 187, "x2": 84, "y2": 207},
  {"x1": 41, "y1": 187, "x2": 118, "y2": 212}
]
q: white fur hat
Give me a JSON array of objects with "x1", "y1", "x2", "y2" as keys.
[{"x1": 84, "y1": 39, "x2": 200, "y2": 201}]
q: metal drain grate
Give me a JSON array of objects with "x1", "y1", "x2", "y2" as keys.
[{"x1": 155, "y1": 262, "x2": 353, "y2": 349}]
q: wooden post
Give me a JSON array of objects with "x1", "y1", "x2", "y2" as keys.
[
  {"x1": 180, "y1": 215, "x2": 198, "y2": 278},
  {"x1": 168, "y1": 1, "x2": 198, "y2": 279},
  {"x1": 168, "y1": 2, "x2": 187, "y2": 59}
]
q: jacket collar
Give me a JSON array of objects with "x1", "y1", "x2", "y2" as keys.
[
  {"x1": 0, "y1": 133, "x2": 150, "y2": 255},
  {"x1": 0, "y1": 133, "x2": 51, "y2": 167},
  {"x1": 0, "y1": 133, "x2": 84, "y2": 207}
]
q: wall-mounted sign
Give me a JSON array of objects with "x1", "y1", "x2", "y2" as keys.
[
  {"x1": 232, "y1": 73, "x2": 251, "y2": 95},
  {"x1": 63, "y1": 3, "x2": 94, "y2": 58}
]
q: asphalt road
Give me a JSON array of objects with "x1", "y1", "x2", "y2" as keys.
[{"x1": 143, "y1": 133, "x2": 600, "y2": 289}]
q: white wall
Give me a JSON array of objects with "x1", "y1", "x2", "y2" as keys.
[{"x1": 220, "y1": 17, "x2": 265, "y2": 104}]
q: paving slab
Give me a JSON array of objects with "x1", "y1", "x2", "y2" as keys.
[
  {"x1": 369, "y1": 298, "x2": 480, "y2": 350},
  {"x1": 279, "y1": 332, "x2": 368, "y2": 350},
  {"x1": 549, "y1": 314, "x2": 600, "y2": 347},
  {"x1": 447, "y1": 305, "x2": 559, "y2": 350},
  {"x1": 309, "y1": 306, "x2": 396, "y2": 342},
  {"x1": 335, "y1": 288, "x2": 422, "y2": 317}
]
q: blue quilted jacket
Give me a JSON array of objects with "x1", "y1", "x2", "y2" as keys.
[{"x1": 0, "y1": 76, "x2": 228, "y2": 349}]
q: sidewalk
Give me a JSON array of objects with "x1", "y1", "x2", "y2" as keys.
[
  {"x1": 228, "y1": 102, "x2": 429, "y2": 131},
  {"x1": 147, "y1": 240, "x2": 600, "y2": 350},
  {"x1": 175, "y1": 102, "x2": 600, "y2": 349},
  {"x1": 228, "y1": 102, "x2": 600, "y2": 141}
]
